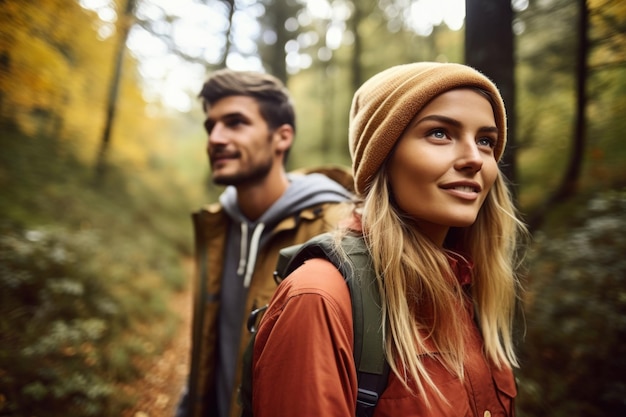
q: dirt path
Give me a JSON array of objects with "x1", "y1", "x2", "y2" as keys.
[{"x1": 122, "y1": 261, "x2": 193, "y2": 417}]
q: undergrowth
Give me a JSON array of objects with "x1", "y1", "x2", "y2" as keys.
[
  {"x1": 0, "y1": 125, "x2": 198, "y2": 416},
  {"x1": 516, "y1": 189, "x2": 626, "y2": 416}
]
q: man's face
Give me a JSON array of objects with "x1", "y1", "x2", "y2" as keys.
[{"x1": 204, "y1": 96, "x2": 276, "y2": 186}]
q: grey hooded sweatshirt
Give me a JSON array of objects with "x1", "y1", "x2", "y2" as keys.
[{"x1": 215, "y1": 172, "x2": 353, "y2": 417}]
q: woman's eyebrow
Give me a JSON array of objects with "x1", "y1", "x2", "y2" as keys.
[
  {"x1": 477, "y1": 126, "x2": 499, "y2": 134},
  {"x1": 415, "y1": 114, "x2": 461, "y2": 127},
  {"x1": 412, "y1": 114, "x2": 498, "y2": 134}
]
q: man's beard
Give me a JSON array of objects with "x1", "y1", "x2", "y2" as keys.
[{"x1": 212, "y1": 154, "x2": 273, "y2": 187}]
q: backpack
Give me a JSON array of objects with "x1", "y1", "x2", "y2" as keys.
[{"x1": 239, "y1": 232, "x2": 390, "y2": 417}]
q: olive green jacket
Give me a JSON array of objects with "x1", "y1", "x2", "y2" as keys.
[{"x1": 187, "y1": 167, "x2": 354, "y2": 417}]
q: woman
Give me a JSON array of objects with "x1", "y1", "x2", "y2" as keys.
[{"x1": 250, "y1": 62, "x2": 528, "y2": 416}]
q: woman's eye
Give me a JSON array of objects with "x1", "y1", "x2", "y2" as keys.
[
  {"x1": 428, "y1": 129, "x2": 447, "y2": 139},
  {"x1": 478, "y1": 137, "x2": 496, "y2": 148}
]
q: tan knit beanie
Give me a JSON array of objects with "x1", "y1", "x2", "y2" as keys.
[{"x1": 349, "y1": 62, "x2": 507, "y2": 195}]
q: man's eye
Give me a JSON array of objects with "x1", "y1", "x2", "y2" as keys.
[{"x1": 226, "y1": 118, "x2": 245, "y2": 128}]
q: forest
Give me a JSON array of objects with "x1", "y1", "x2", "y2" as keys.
[{"x1": 0, "y1": 0, "x2": 624, "y2": 416}]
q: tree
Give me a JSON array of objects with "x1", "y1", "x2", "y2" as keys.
[
  {"x1": 349, "y1": 0, "x2": 365, "y2": 93},
  {"x1": 0, "y1": 0, "x2": 110, "y2": 140},
  {"x1": 517, "y1": 190, "x2": 626, "y2": 416},
  {"x1": 257, "y1": 0, "x2": 305, "y2": 84},
  {"x1": 526, "y1": 0, "x2": 590, "y2": 230},
  {"x1": 464, "y1": 0, "x2": 517, "y2": 189},
  {"x1": 94, "y1": 0, "x2": 138, "y2": 184},
  {"x1": 219, "y1": 0, "x2": 236, "y2": 68}
]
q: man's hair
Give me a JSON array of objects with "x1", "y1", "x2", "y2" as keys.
[{"x1": 199, "y1": 69, "x2": 296, "y2": 134}]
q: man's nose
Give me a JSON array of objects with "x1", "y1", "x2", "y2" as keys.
[{"x1": 208, "y1": 122, "x2": 228, "y2": 145}]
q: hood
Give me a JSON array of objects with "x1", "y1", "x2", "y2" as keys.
[{"x1": 218, "y1": 167, "x2": 353, "y2": 288}]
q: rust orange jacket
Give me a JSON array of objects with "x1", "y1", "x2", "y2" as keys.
[{"x1": 252, "y1": 257, "x2": 517, "y2": 417}]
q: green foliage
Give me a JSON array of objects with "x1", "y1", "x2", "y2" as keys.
[
  {"x1": 286, "y1": 0, "x2": 464, "y2": 170},
  {"x1": 0, "y1": 1, "x2": 208, "y2": 411},
  {"x1": 0, "y1": 120, "x2": 195, "y2": 415},
  {"x1": 0, "y1": 1, "x2": 623, "y2": 415},
  {"x1": 515, "y1": 0, "x2": 626, "y2": 211},
  {"x1": 516, "y1": 189, "x2": 626, "y2": 416},
  {"x1": 0, "y1": 226, "x2": 130, "y2": 416}
]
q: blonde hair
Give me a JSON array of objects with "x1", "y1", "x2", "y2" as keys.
[{"x1": 335, "y1": 167, "x2": 527, "y2": 401}]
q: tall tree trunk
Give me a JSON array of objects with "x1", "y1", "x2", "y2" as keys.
[
  {"x1": 219, "y1": 0, "x2": 235, "y2": 68},
  {"x1": 320, "y1": 62, "x2": 334, "y2": 159},
  {"x1": 553, "y1": 0, "x2": 588, "y2": 200},
  {"x1": 0, "y1": 51, "x2": 10, "y2": 124},
  {"x1": 94, "y1": 0, "x2": 136, "y2": 185},
  {"x1": 350, "y1": 1, "x2": 363, "y2": 94},
  {"x1": 527, "y1": 0, "x2": 589, "y2": 231},
  {"x1": 271, "y1": 4, "x2": 288, "y2": 84},
  {"x1": 260, "y1": 0, "x2": 290, "y2": 84},
  {"x1": 464, "y1": 0, "x2": 517, "y2": 190}
]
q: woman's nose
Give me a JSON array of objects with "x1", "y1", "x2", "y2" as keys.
[{"x1": 455, "y1": 139, "x2": 483, "y2": 173}]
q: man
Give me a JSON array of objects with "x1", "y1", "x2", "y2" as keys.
[{"x1": 177, "y1": 69, "x2": 353, "y2": 417}]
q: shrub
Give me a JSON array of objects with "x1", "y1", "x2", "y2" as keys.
[
  {"x1": 516, "y1": 189, "x2": 626, "y2": 416},
  {"x1": 0, "y1": 226, "x2": 161, "y2": 416}
]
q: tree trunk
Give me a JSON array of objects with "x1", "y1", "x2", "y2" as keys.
[
  {"x1": 464, "y1": 0, "x2": 517, "y2": 190},
  {"x1": 219, "y1": 0, "x2": 235, "y2": 68},
  {"x1": 553, "y1": 0, "x2": 588, "y2": 201},
  {"x1": 527, "y1": 0, "x2": 589, "y2": 231},
  {"x1": 320, "y1": 62, "x2": 334, "y2": 158},
  {"x1": 260, "y1": 0, "x2": 290, "y2": 84},
  {"x1": 94, "y1": 0, "x2": 137, "y2": 185},
  {"x1": 350, "y1": 1, "x2": 364, "y2": 94}
]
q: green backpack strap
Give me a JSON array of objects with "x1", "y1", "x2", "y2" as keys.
[
  {"x1": 275, "y1": 233, "x2": 389, "y2": 417},
  {"x1": 340, "y1": 235, "x2": 390, "y2": 417}
]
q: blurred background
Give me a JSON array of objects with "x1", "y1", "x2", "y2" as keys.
[{"x1": 0, "y1": 0, "x2": 624, "y2": 416}]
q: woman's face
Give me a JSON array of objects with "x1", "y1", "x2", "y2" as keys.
[{"x1": 388, "y1": 88, "x2": 500, "y2": 246}]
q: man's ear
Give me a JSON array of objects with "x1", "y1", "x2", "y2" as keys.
[{"x1": 274, "y1": 124, "x2": 294, "y2": 153}]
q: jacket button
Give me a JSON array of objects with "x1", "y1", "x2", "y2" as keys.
[{"x1": 484, "y1": 411, "x2": 491, "y2": 417}]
